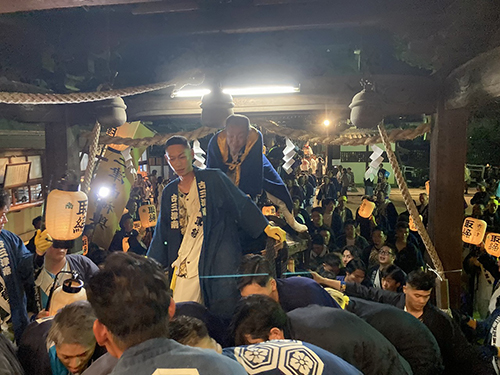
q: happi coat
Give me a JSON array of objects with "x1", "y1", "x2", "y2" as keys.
[
  {"x1": 207, "y1": 127, "x2": 293, "y2": 211},
  {"x1": 148, "y1": 168, "x2": 268, "y2": 318}
]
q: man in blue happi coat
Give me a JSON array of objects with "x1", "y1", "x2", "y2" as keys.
[
  {"x1": 206, "y1": 114, "x2": 307, "y2": 233},
  {"x1": 148, "y1": 136, "x2": 286, "y2": 319}
]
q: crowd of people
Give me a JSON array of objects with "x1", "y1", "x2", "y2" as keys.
[{"x1": 1, "y1": 114, "x2": 500, "y2": 374}]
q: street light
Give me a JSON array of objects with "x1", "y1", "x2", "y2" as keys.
[{"x1": 323, "y1": 119, "x2": 330, "y2": 127}]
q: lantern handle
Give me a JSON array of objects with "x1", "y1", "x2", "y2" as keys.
[{"x1": 45, "y1": 270, "x2": 80, "y2": 312}]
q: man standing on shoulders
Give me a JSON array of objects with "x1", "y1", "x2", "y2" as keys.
[
  {"x1": 148, "y1": 136, "x2": 285, "y2": 319},
  {"x1": 0, "y1": 188, "x2": 36, "y2": 343},
  {"x1": 88, "y1": 253, "x2": 246, "y2": 375},
  {"x1": 207, "y1": 114, "x2": 306, "y2": 232}
]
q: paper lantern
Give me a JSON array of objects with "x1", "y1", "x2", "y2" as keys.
[
  {"x1": 46, "y1": 189, "x2": 88, "y2": 241},
  {"x1": 139, "y1": 204, "x2": 157, "y2": 228},
  {"x1": 409, "y1": 215, "x2": 423, "y2": 232},
  {"x1": 262, "y1": 206, "x2": 277, "y2": 216},
  {"x1": 425, "y1": 180, "x2": 430, "y2": 195},
  {"x1": 82, "y1": 235, "x2": 89, "y2": 256},
  {"x1": 49, "y1": 279, "x2": 87, "y2": 316},
  {"x1": 358, "y1": 199, "x2": 376, "y2": 219},
  {"x1": 485, "y1": 233, "x2": 500, "y2": 257},
  {"x1": 462, "y1": 217, "x2": 487, "y2": 245}
]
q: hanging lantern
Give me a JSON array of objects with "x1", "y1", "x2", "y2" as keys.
[
  {"x1": 49, "y1": 279, "x2": 87, "y2": 316},
  {"x1": 262, "y1": 205, "x2": 277, "y2": 217},
  {"x1": 358, "y1": 199, "x2": 376, "y2": 219},
  {"x1": 425, "y1": 180, "x2": 430, "y2": 195},
  {"x1": 139, "y1": 204, "x2": 158, "y2": 228},
  {"x1": 409, "y1": 215, "x2": 423, "y2": 232},
  {"x1": 95, "y1": 97, "x2": 127, "y2": 129},
  {"x1": 485, "y1": 233, "x2": 500, "y2": 257},
  {"x1": 46, "y1": 189, "x2": 88, "y2": 241},
  {"x1": 348, "y1": 80, "x2": 385, "y2": 129},
  {"x1": 462, "y1": 217, "x2": 487, "y2": 245},
  {"x1": 200, "y1": 86, "x2": 234, "y2": 128}
]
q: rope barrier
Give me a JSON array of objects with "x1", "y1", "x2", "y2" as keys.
[
  {"x1": 0, "y1": 70, "x2": 204, "y2": 105},
  {"x1": 81, "y1": 121, "x2": 101, "y2": 195},
  {"x1": 81, "y1": 121, "x2": 431, "y2": 148},
  {"x1": 377, "y1": 122, "x2": 444, "y2": 277}
]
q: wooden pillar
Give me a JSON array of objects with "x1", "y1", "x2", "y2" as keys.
[
  {"x1": 44, "y1": 119, "x2": 80, "y2": 190},
  {"x1": 428, "y1": 100, "x2": 469, "y2": 309}
]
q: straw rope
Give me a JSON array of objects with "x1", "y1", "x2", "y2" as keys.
[
  {"x1": 81, "y1": 121, "x2": 101, "y2": 195},
  {"x1": 0, "y1": 70, "x2": 204, "y2": 105},
  {"x1": 377, "y1": 122, "x2": 444, "y2": 277},
  {"x1": 82, "y1": 121, "x2": 431, "y2": 147}
]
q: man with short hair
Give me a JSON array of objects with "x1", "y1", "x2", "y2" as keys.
[
  {"x1": 332, "y1": 195, "x2": 353, "y2": 236},
  {"x1": 417, "y1": 193, "x2": 429, "y2": 227},
  {"x1": 0, "y1": 188, "x2": 36, "y2": 343},
  {"x1": 312, "y1": 269, "x2": 492, "y2": 375},
  {"x1": 231, "y1": 294, "x2": 412, "y2": 375},
  {"x1": 46, "y1": 301, "x2": 105, "y2": 375},
  {"x1": 238, "y1": 254, "x2": 339, "y2": 312},
  {"x1": 87, "y1": 252, "x2": 246, "y2": 375},
  {"x1": 207, "y1": 114, "x2": 307, "y2": 232},
  {"x1": 148, "y1": 136, "x2": 285, "y2": 318}
]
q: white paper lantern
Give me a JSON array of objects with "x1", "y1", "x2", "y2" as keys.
[
  {"x1": 358, "y1": 199, "x2": 376, "y2": 219},
  {"x1": 139, "y1": 204, "x2": 157, "y2": 228},
  {"x1": 46, "y1": 189, "x2": 88, "y2": 241},
  {"x1": 485, "y1": 233, "x2": 500, "y2": 257},
  {"x1": 409, "y1": 215, "x2": 423, "y2": 232},
  {"x1": 462, "y1": 217, "x2": 487, "y2": 245},
  {"x1": 49, "y1": 279, "x2": 87, "y2": 316}
]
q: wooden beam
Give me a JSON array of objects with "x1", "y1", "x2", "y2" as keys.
[
  {"x1": 0, "y1": 0, "x2": 164, "y2": 14},
  {"x1": 126, "y1": 74, "x2": 438, "y2": 120},
  {"x1": 428, "y1": 101, "x2": 469, "y2": 310},
  {"x1": 445, "y1": 45, "x2": 500, "y2": 110}
]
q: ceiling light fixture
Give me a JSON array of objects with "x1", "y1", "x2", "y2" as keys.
[{"x1": 173, "y1": 85, "x2": 299, "y2": 98}]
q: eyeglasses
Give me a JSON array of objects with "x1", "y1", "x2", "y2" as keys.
[{"x1": 379, "y1": 250, "x2": 393, "y2": 256}]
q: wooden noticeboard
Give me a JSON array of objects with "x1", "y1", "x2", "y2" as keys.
[{"x1": 3, "y1": 162, "x2": 31, "y2": 188}]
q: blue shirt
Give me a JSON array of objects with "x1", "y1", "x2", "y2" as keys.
[
  {"x1": 110, "y1": 338, "x2": 246, "y2": 375},
  {"x1": 276, "y1": 277, "x2": 340, "y2": 312}
]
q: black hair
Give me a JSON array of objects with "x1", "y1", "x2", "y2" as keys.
[
  {"x1": 372, "y1": 226, "x2": 385, "y2": 235},
  {"x1": 396, "y1": 221, "x2": 409, "y2": 231},
  {"x1": 165, "y1": 135, "x2": 191, "y2": 150},
  {"x1": 311, "y1": 207, "x2": 324, "y2": 215},
  {"x1": 230, "y1": 295, "x2": 288, "y2": 346},
  {"x1": 0, "y1": 188, "x2": 10, "y2": 209},
  {"x1": 381, "y1": 265, "x2": 406, "y2": 287},
  {"x1": 32, "y1": 216, "x2": 42, "y2": 227},
  {"x1": 237, "y1": 255, "x2": 272, "y2": 291},
  {"x1": 311, "y1": 234, "x2": 325, "y2": 246},
  {"x1": 342, "y1": 245, "x2": 361, "y2": 259},
  {"x1": 345, "y1": 258, "x2": 366, "y2": 274},
  {"x1": 169, "y1": 316, "x2": 209, "y2": 346},
  {"x1": 323, "y1": 253, "x2": 342, "y2": 268},
  {"x1": 344, "y1": 219, "x2": 357, "y2": 228},
  {"x1": 407, "y1": 269, "x2": 436, "y2": 291},
  {"x1": 119, "y1": 213, "x2": 133, "y2": 230},
  {"x1": 322, "y1": 198, "x2": 336, "y2": 208},
  {"x1": 87, "y1": 253, "x2": 171, "y2": 350}
]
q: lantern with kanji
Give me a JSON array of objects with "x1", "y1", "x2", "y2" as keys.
[
  {"x1": 46, "y1": 189, "x2": 88, "y2": 241},
  {"x1": 262, "y1": 205, "x2": 277, "y2": 217},
  {"x1": 485, "y1": 233, "x2": 500, "y2": 257},
  {"x1": 409, "y1": 215, "x2": 423, "y2": 232},
  {"x1": 462, "y1": 217, "x2": 487, "y2": 245},
  {"x1": 139, "y1": 204, "x2": 157, "y2": 228},
  {"x1": 358, "y1": 199, "x2": 376, "y2": 219}
]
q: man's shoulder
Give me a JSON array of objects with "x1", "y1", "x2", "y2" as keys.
[{"x1": 115, "y1": 338, "x2": 245, "y2": 375}]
